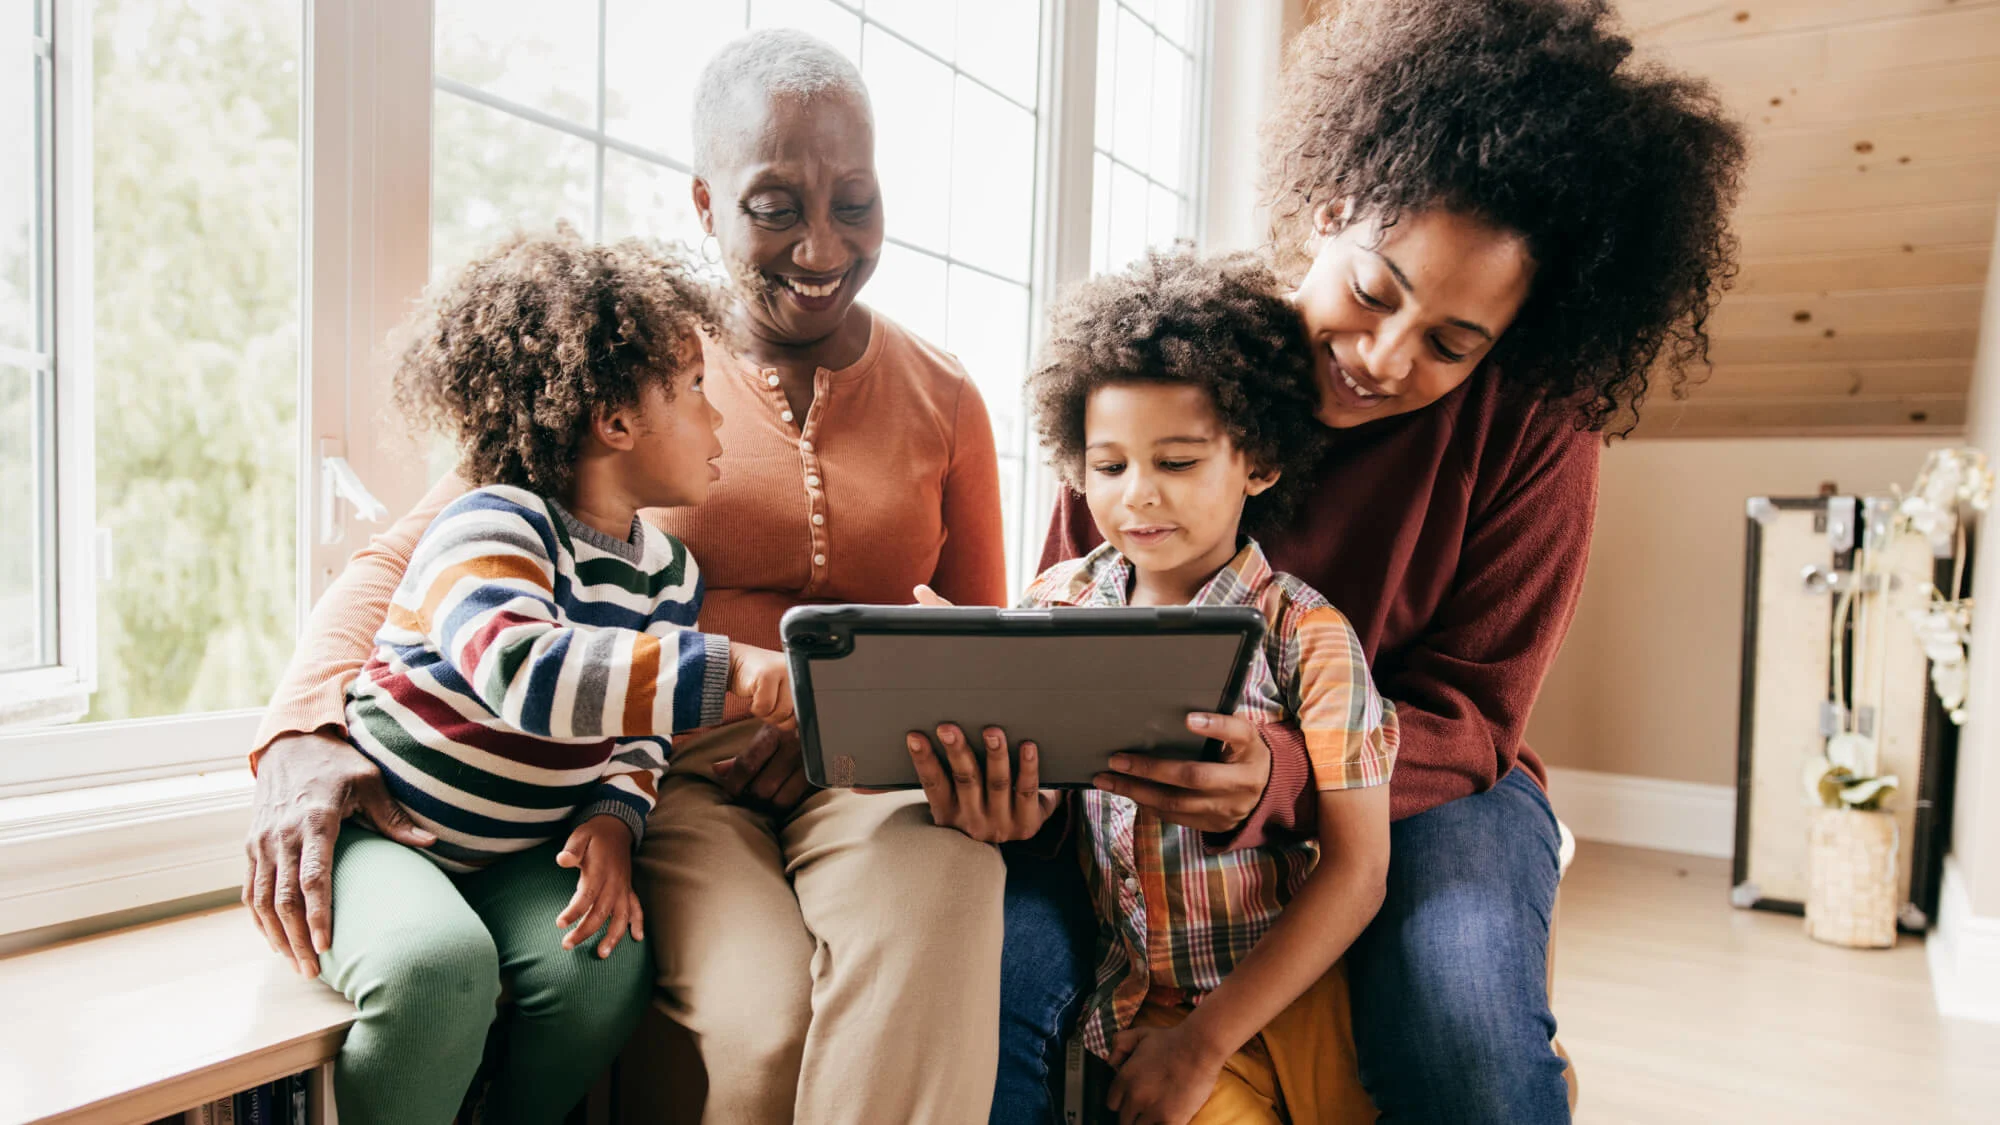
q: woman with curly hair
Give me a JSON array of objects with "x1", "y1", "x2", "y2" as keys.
[
  {"x1": 243, "y1": 29, "x2": 1016, "y2": 1124},
  {"x1": 925, "y1": 2, "x2": 1746, "y2": 1121}
]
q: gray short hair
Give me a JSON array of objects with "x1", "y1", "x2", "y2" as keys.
[{"x1": 691, "y1": 29, "x2": 872, "y2": 177}]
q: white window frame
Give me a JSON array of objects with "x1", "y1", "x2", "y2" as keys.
[
  {"x1": 1, "y1": 0, "x2": 96, "y2": 731},
  {"x1": 0, "y1": 0, "x2": 1246, "y2": 940},
  {"x1": 0, "y1": 0, "x2": 434, "y2": 800}
]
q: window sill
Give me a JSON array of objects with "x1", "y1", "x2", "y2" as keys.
[{"x1": 0, "y1": 767, "x2": 253, "y2": 940}]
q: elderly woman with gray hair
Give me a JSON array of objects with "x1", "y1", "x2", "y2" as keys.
[{"x1": 240, "y1": 30, "x2": 1012, "y2": 1125}]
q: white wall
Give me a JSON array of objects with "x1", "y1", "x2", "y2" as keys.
[{"x1": 1529, "y1": 437, "x2": 1939, "y2": 786}]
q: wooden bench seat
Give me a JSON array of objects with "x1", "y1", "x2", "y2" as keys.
[{"x1": 0, "y1": 906, "x2": 354, "y2": 1125}]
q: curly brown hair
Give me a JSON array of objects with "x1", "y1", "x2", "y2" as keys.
[
  {"x1": 1265, "y1": 0, "x2": 1747, "y2": 433},
  {"x1": 1027, "y1": 247, "x2": 1328, "y2": 536},
  {"x1": 392, "y1": 226, "x2": 725, "y2": 495}
]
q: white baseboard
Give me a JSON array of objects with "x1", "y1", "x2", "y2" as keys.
[
  {"x1": 1544, "y1": 767, "x2": 1737, "y2": 859},
  {"x1": 1929, "y1": 855, "x2": 2000, "y2": 1025}
]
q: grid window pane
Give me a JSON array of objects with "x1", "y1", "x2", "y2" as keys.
[
  {"x1": 1091, "y1": 2, "x2": 1205, "y2": 277},
  {"x1": 1107, "y1": 160, "x2": 1148, "y2": 271},
  {"x1": 750, "y1": 0, "x2": 861, "y2": 62},
  {"x1": 604, "y1": 0, "x2": 747, "y2": 161},
  {"x1": 945, "y1": 265, "x2": 1030, "y2": 451},
  {"x1": 1148, "y1": 37, "x2": 1186, "y2": 190},
  {"x1": 1093, "y1": 0, "x2": 1116, "y2": 160},
  {"x1": 865, "y1": 241, "x2": 947, "y2": 344},
  {"x1": 1149, "y1": 182, "x2": 1182, "y2": 248},
  {"x1": 949, "y1": 78, "x2": 1035, "y2": 282},
  {"x1": 865, "y1": 26, "x2": 954, "y2": 256},
  {"x1": 87, "y1": 0, "x2": 302, "y2": 720},
  {"x1": 865, "y1": 0, "x2": 955, "y2": 60},
  {"x1": 435, "y1": 0, "x2": 600, "y2": 128},
  {"x1": 1090, "y1": 151, "x2": 1111, "y2": 274},
  {"x1": 1111, "y1": 5, "x2": 1151, "y2": 167},
  {"x1": 956, "y1": 0, "x2": 1040, "y2": 108},
  {"x1": 996, "y1": 452, "x2": 1023, "y2": 593},
  {"x1": 3, "y1": 14, "x2": 35, "y2": 352},
  {"x1": 432, "y1": 91, "x2": 595, "y2": 277},
  {"x1": 0, "y1": 364, "x2": 41, "y2": 672},
  {"x1": 601, "y1": 152, "x2": 700, "y2": 246}
]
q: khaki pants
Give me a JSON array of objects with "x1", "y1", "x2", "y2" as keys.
[{"x1": 634, "y1": 719, "x2": 1007, "y2": 1125}]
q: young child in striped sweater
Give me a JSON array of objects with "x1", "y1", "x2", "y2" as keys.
[{"x1": 345, "y1": 229, "x2": 791, "y2": 940}]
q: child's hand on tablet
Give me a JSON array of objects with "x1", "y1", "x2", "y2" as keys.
[
  {"x1": 729, "y1": 643, "x2": 795, "y2": 728},
  {"x1": 912, "y1": 585, "x2": 953, "y2": 607},
  {"x1": 908, "y1": 723, "x2": 1062, "y2": 843}
]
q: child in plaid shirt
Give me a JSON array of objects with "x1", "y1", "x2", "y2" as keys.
[{"x1": 1020, "y1": 249, "x2": 1399, "y2": 1124}]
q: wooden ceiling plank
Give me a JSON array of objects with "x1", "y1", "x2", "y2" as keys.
[
  {"x1": 1738, "y1": 154, "x2": 2000, "y2": 218},
  {"x1": 1736, "y1": 200, "x2": 1996, "y2": 258},
  {"x1": 1706, "y1": 327, "x2": 1979, "y2": 364},
  {"x1": 1624, "y1": 0, "x2": 2000, "y2": 48},
  {"x1": 1633, "y1": 396, "x2": 1967, "y2": 438},
  {"x1": 1827, "y1": 5, "x2": 2000, "y2": 75},
  {"x1": 1708, "y1": 286, "x2": 1985, "y2": 335},
  {"x1": 1711, "y1": 57, "x2": 2000, "y2": 131},
  {"x1": 1745, "y1": 109, "x2": 2000, "y2": 177},
  {"x1": 1734, "y1": 244, "x2": 1994, "y2": 295},
  {"x1": 1683, "y1": 359, "x2": 1973, "y2": 398}
]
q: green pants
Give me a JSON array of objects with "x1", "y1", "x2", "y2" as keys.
[{"x1": 318, "y1": 825, "x2": 653, "y2": 1125}]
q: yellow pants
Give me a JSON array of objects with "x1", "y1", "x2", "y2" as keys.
[{"x1": 1132, "y1": 966, "x2": 1377, "y2": 1125}]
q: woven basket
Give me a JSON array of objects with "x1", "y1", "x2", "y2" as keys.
[{"x1": 1804, "y1": 807, "x2": 1899, "y2": 949}]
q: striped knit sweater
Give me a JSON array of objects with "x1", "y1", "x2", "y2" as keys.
[{"x1": 344, "y1": 485, "x2": 730, "y2": 872}]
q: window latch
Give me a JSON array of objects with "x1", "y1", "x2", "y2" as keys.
[{"x1": 320, "y1": 446, "x2": 388, "y2": 544}]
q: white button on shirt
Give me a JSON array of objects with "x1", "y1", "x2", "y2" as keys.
[
  {"x1": 806, "y1": 475, "x2": 820, "y2": 488},
  {"x1": 813, "y1": 554, "x2": 826, "y2": 566},
  {"x1": 801, "y1": 440, "x2": 814, "y2": 452},
  {"x1": 781, "y1": 410, "x2": 794, "y2": 423},
  {"x1": 766, "y1": 373, "x2": 780, "y2": 387},
  {"x1": 812, "y1": 513, "x2": 825, "y2": 526}
]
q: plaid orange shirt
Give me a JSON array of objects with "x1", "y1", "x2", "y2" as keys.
[{"x1": 1020, "y1": 539, "x2": 1398, "y2": 1058}]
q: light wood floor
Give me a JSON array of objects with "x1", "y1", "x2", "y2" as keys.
[{"x1": 1555, "y1": 844, "x2": 2000, "y2": 1125}]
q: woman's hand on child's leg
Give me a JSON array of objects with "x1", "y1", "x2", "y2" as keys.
[
  {"x1": 555, "y1": 815, "x2": 644, "y2": 958},
  {"x1": 907, "y1": 723, "x2": 1061, "y2": 842},
  {"x1": 245, "y1": 731, "x2": 438, "y2": 977},
  {"x1": 712, "y1": 723, "x2": 814, "y2": 813},
  {"x1": 1105, "y1": 1024, "x2": 1226, "y2": 1125}
]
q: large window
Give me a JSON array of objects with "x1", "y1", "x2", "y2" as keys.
[
  {"x1": 0, "y1": 0, "x2": 1224, "y2": 938},
  {"x1": 1, "y1": 0, "x2": 1211, "y2": 752},
  {"x1": 2, "y1": 0, "x2": 303, "y2": 728},
  {"x1": 433, "y1": 0, "x2": 1207, "y2": 589}
]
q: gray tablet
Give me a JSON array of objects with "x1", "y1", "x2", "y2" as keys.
[{"x1": 781, "y1": 604, "x2": 1266, "y2": 789}]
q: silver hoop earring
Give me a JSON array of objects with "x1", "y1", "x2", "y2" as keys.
[{"x1": 700, "y1": 234, "x2": 721, "y2": 264}]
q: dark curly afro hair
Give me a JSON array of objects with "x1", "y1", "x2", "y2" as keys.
[
  {"x1": 1028, "y1": 247, "x2": 1328, "y2": 536},
  {"x1": 392, "y1": 225, "x2": 725, "y2": 495},
  {"x1": 1265, "y1": 0, "x2": 1747, "y2": 433}
]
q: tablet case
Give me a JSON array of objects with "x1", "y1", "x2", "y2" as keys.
[{"x1": 781, "y1": 604, "x2": 1267, "y2": 789}]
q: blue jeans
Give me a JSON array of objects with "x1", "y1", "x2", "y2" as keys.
[{"x1": 991, "y1": 768, "x2": 1569, "y2": 1124}]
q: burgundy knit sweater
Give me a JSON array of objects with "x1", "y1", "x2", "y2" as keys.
[{"x1": 1042, "y1": 368, "x2": 1599, "y2": 832}]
